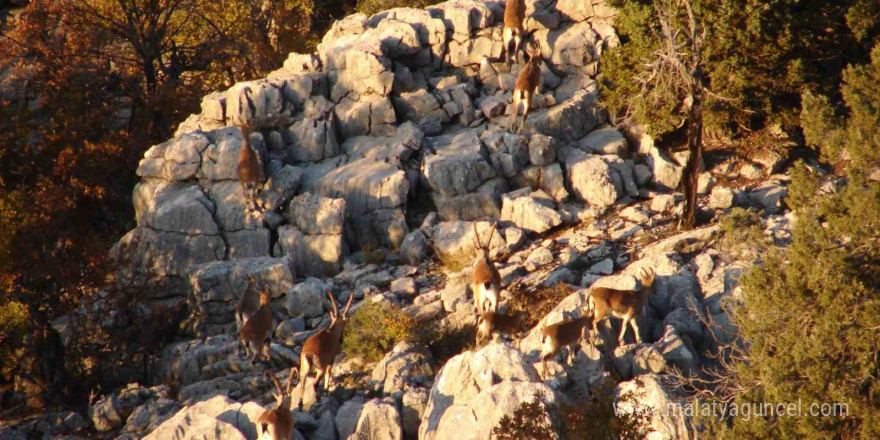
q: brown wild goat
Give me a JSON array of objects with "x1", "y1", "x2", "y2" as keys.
[
  {"x1": 239, "y1": 289, "x2": 274, "y2": 365},
  {"x1": 235, "y1": 275, "x2": 261, "y2": 332},
  {"x1": 476, "y1": 310, "x2": 523, "y2": 347},
  {"x1": 257, "y1": 370, "x2": 294, "y2": 440},
  {"x1": 588, "y1": 267, "x2": 656, "y2": 345},
  {"x1": 297, "y1": 291, "x2": 354, "y2": 405},
  {"x1": 236, "y1": 123, "x2": 265, "y2": 210},
  {"x1": 539, "y1": 304, "x2": 593, "y2": 379},
  {"x1": 471, "y1": 222, "x2": 501, "y2": 315},
  {"x1": 503, "y1": 0, "x2": 526, "y2": 67},
  {"x1": 511, "y1": 42, "x2": 542, "y2": 134}
]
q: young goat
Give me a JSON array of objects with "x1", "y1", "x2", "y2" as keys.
[
  {"x1": 471, "y1": 221, "x2": 501, "y2": 316},
  {"x1": 511, "y1": 42, "x2": 543, "y2": 134},
  {"x1": 503, "y1": 0, "x2": 526, "y2": 68},
  {"x1": 297, "y1": 291, "x2": 354, "y2": 404},
  {"x1": 539, "y1": 305, "x2": 594, "y2": 379},
  {"x1": 239, "y1": 289, "x2": 274, "y2": 366},
  {"x1": 257, "y1": 370, "x2": 294, "y2": 440},
  {"x1": 476, "y1": 310, "x2": 523, "y2": 347},
  {"x1": 235, "y1": 275, "x2": 261, "y2": 332},
  {"x1": 589, "y1": 267, "x2": 656, "y2": 345},
  {"x1": 236, "y1": 123, "x2": 265, "y2": 211}
]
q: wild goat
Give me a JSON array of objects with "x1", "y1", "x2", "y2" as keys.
[
  {"x1": 236, "y1": 123, "x2": 265, "y2": 211},
  {"x1": 257, "y1": 370, "x2": 294, "y2": 440},
  {"x1": 539, "y1": 305, "x2": 593, "y2": 379},
  {"x1": 503, "y1": 0, "x2": 526, "y2": 68},
  {"x1": 297, "y1": 291, "x2": 354, "y2": 404},
  {"x1": 239, "y1": 289, "x2": 274, "y2": 365},
  {"x1": 471, "y1": 221, "x2": 501, "y2": 315},
  {"x1": 476, "y1": 310, "x2": 523, "y2": 347},
  {"x1": 235, "y1": 275, "x2": 261, "y2": 332},
  {"x1": 589, "y1": 267, "x2": 656, "y2": 345},
  {"x1": 511, "y1": 42, "x2": 542, "y2": 134}
]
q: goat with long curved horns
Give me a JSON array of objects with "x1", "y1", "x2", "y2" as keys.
[
  {"x1": 257, "y1": 370, "x2": 295, "y2": 440},
  {"x1": 296, "y1": 290, "x2": 354, "y2": 406}
]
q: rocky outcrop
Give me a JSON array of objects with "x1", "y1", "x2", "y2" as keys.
[
  {"x1": 419, "y1": 343, "x2": 558, "y2": 440},
  {"x1": 112, "y1": 0, "x2": 637, "y2": 299}
]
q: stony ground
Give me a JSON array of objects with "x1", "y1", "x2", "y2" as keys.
[{"x1": 0, "y1": 0, "x2": 804, "y2": 439}]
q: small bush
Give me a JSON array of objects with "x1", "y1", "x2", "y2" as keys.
[
  {"x1": 494, "y1": 379, "x2": 650, "y2": 440},
  {"x1": 494, "y1": 393, "x2": 556, "y2": 440},
  {"x1": 436, "y1": 252, "x2": 469, "y2": 274},
  {"x1": 717, "y1": 207, "x2": 769, "y2": 260},
  {"x1": 0, "y1": 300, "x2": 30, "y2": 379},
  {"x1": 342, "y1": 301, "x2": 418, "y2": 362},
  {"x1": 509, "y1": 283, "x2": 572, "y2": 329},
  {"x1": 416, "y1": 319, "x2": 476, "y2": 366}
]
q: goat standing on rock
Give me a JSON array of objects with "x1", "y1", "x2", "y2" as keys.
[
  {"x1": 589, "y1": 267, "x2": 656, "y2": 345},
  {"x1": 511, "y1": 42, "x2": 543, "y2": 134},
  {"x1": 239, "y1": 288, "x2": 275, "y2": 366},
  {"x1": 539, "y1": 304, "x2": 594, "y2": 379},
  {"x1": 503, "y1": 0, "x2": 526, "y2": 68},
  {"x1": 297, "y1": 291, "x2": 354, "y2": 405},
  {"x1": 471, "y1": 222, "x2": 501, "y2": 316},
  {"x1": 236, "y1": 123, "x2": 265, "y2": 211}
]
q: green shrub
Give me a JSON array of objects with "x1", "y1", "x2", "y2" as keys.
[
  {"x1": 600, "y1": 0, "x2": 879, "y2": 139},
  {"x1": 717, "y1": 207, "x2": 769, "y2": 260},
  {"x1": 342, "y1": 301, "x2": 418, "y2": 362},
  {"x1": 700, "y1": 62, "x2": 880, "y2": 436},
  {"x1": 0, "y1": 300, "x2": 30, "y2": 380}
]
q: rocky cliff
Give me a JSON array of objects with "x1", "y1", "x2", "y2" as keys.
[{"x1": 110, "y1": 0, "x2": 625, "y2": 337}]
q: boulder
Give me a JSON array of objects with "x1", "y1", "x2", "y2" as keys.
[
  {"x1": 286, "y1": 278, "x2": 330, "y2": 318},
  {"x1": 528, "y1": 134, "x2": 558, "y2": 166},
  {"x1": 419, "y1": 343, "x2": 551, "y2": 440},
  {"x1": 335, "y1": 397, "x2": 366, "y2": 440},
  {"x1": 422, "y1": 131, "x2": 496, "y2": 197},
  {"x1": 142, "y1": 395, "x2": 265, "y2": 440},
  {"x1": 578, "y1": 126, "x2": 628, "y2": 156},
  {"x1": 353, "y1": 399, "x2": 404, "y2": 440},
  {"x1": 309, "y1": 158, "x2": 409, "y2": 249},
  {"x1": 371, "y1": 342, "x2": 435, "y2": 394},
  {"x1": 90, "y1": 384, "x2": 171, "y2": 432},
  {"x1": 500, "y1": 188, "x2": 562, "y2": 234},
  {"x1": 137, "y1": 132, "x2": 211, "y2": 181},
  {"x1": 133, "y1": 182, "x2": 218, "y2": 235},
  {"x1": 615, "y1": 375, "x2": 689, "y2": 440},
  {"x1": 559, "y1": 146, "x2": 622, "y2": 209},
  {"x1": 399, "y1": 230, "x2": 430, "y2": 266},
  {"x1": 225, "y1": 80, "x2": 283, "y2": 125}
]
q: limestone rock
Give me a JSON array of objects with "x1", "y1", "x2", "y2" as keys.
[
  {"x1": 500, "y1": 188, "x2": 562, "y2": 234},
  {"x1": 371, "y1": 342, "x2": 434, "y2": 394},
  {"x1": 559, "y1": 146, "x2": 622, "y2": 209},
  {"x1": 353, "y1": 399, "x2": 404, "y2": 440}
]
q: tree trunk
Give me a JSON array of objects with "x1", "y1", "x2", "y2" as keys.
[{"x1": 680, "y1": 80, "x2": 704, "y2": 230}]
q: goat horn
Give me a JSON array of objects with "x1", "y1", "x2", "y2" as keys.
[
  {"x1": 327, "y1": 290, "x2": 339, "y2": 319},
  {"x1": 343, "y1": 291, "x2": 354, "y2": 317}
]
